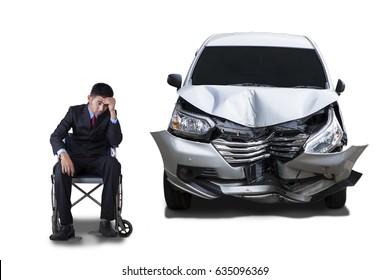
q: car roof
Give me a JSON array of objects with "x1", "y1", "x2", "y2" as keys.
[{"x1": 205, "y1": 32, "x2": 315, "y2": 49}]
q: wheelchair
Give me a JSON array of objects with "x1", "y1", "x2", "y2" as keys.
[{"x1": 51, "y1": 134, "x2": 133, "y2": 238}]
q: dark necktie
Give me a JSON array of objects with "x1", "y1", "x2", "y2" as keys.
[{"x1": 91, "y1": 115, "x2": 96, "y2": 128}]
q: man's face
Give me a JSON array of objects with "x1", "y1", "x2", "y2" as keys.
[{"x1": 88, "y1": 95, "x2": 109, "y2": 116}]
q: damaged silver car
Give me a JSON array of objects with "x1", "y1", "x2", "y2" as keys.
[{"x1": 152, "y1": 32, "x2": 367, "y2": 210}]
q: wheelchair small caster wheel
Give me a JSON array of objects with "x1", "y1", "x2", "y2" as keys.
[{"x1": 118, "y1": 219, "x2": 133, "y2": 237}]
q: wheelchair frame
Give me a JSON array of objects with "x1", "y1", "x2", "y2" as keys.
[{"x1": 51, "y1": 134, "x2": 132, "y2": 238}]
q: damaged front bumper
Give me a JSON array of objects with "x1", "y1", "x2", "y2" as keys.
[{"x1": 151, "y1": 130, "x2": 367, "y2": 203}]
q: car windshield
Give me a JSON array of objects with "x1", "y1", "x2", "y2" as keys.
[{"x1": 191, "y1": 46, "x2": 327, "y2": 89}]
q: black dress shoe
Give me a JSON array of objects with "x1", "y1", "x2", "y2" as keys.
[
  {"x1": 99, "y1": 220, "x2": 117, "y2": 237},
  {"x1": 50, "y1": 224, "x2": 75, "y2": 241}
]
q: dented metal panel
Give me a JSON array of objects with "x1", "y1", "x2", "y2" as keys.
[
  {"x1": 277, "y1": 145, "x2": 368, "y2": 181},
  {"x1": 178, "y1": 85, "x2": 339, "y2": 127}
]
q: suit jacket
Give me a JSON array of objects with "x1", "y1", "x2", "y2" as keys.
[{"x1": 50, "y1": 104, "x2": 123, "y2": 158}]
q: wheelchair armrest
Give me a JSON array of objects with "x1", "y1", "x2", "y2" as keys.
[{"x1": 110, "y1": 146, "x2": 117, "y2": 158}]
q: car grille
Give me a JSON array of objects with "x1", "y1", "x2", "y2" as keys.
[{"x1": 212, "y1": 132, "x2": 308, "y2": 165}]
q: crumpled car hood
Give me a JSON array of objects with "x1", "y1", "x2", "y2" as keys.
[{"x1": 178, "y1": 85, "x2": 339, "y2": 127}]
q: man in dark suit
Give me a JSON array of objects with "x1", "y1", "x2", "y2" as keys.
[{"x1": 50, "y1": 83, "x2": 123, "y2": 241}]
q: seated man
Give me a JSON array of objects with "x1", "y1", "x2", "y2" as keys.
[{"x1": 50, "y1": 83, "x2": 123, "y2": 241}]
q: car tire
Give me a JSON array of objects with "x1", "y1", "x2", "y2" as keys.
[
  {"x1": 164, "y1": 172, "x2": 192, "y2": 209},
  {"x1": 325, "y1": 188, "x2": 347, "y2": 209}
]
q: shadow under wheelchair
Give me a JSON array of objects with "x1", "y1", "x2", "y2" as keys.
[{"x1": 165, "y1": 195, "x2": 350, "y2": 219}]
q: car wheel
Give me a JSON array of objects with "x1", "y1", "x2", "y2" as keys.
[
  {"x1": 164, "y1": 172, "x2": 192, "y2": 209},
  {"x1": 325, "y1": 188, "x2": 347, "y2": 209}
]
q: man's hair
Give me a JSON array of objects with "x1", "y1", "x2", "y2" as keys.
[{"x1": 90, "y1": 83, "x2": 114, "y2": 97}]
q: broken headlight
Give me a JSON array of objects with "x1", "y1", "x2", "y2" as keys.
[
  {"x1": 169, "y1": 108, "x2": 215, "y2": 140},
  {"x1": 304, "y1": 107, "x2": 343, "y2": 153}
]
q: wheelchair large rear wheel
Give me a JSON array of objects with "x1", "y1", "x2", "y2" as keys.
[{"x1": 52, "y1": 212, "x2": 60, "y2": 233}]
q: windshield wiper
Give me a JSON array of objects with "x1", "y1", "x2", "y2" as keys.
[
  {"x1": 228, "y1": 83, "x2": 275, "y2": 87},
  {"x1": 293, "y1": 85, "x2": 323, "y2": 89}
]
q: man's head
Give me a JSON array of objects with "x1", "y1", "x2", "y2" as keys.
[{"x1": 88, "y1": 83, "x2": 114, "y2": 116}]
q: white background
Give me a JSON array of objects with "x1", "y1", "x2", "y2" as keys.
[{"x1": 0, "y1": 0, "x2": 387, "y2": 279}]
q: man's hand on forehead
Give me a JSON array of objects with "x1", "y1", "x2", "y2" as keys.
[{"x1": 103, "y1": 97, "x2": 116, "y2": 112}]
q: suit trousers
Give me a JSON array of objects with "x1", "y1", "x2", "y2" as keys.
[{"x1": 54, "y1": 155, "x2": 121, "y2": 225}]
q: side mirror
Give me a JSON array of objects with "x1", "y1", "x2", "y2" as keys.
[
  {"x1": 335, "y1": 79, "x2": 345, "y2": 95},
  {"x1": 167, "y1": 74, "x2": 182, "y2": 89}
]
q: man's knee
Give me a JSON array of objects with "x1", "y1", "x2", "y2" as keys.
[
  {"x1": 54, "y1": 162, "x2": 63, "y2": 176},
  {"x1": 105, "y1": 157, "x2": 121, "y2": 172}
]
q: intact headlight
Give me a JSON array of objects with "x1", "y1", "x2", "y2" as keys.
[
  {"x1": 169, "y1": 108, "x2": 215, "y2": 138},
  {"x1": 304, "y1": 107, "x2": 344, "y2": 153}
]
